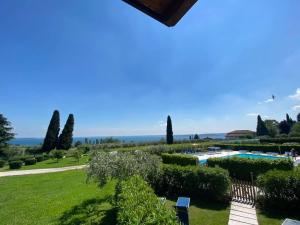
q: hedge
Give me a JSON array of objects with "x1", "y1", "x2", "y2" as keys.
[
  {"x1": 215, "y1": 143, "x2": 300, "y2": 154},
  {"x1": 116, "y1": 176, "x2": 179, "y2": 225},
  {"x1": 35, "y1": 155, "x2": 44, "y2": 162},
  {"x1": 257, "y1": 168, "x2": 300, "y2": 211},
  {"x1": 9, "y1": 160, "x2": 23, "y2": 169},
  {"x1": 260, "y1": 137, "x2": 300, "y2": 144},
  {"x1": 154, "y1": 164, "x2": 231, "y2": 201},
  {"x1": 207, "y1": 157, "x2": 293, "y2": 181},
  {"x1": 0, "y1": 159, "x2": 5, "y2": 168},
  {"x1": 24, "y1": 158, "x2": 37, "y2": 166},
  {"x1": 161, "y1": 153, "x2": 198, "y2": 166}
]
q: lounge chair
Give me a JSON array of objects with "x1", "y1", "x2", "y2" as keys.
[{"x1": 281, "y1": 218, "x2": 300, "y2": 225}]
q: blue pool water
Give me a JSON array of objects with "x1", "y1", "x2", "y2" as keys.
[{"x1": 199, "y1": 153, "x2": 286, "y2": 164}]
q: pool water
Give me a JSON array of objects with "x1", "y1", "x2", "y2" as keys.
[{"x1": 199, "y1": 153, "x2": 286, "y2": 164}]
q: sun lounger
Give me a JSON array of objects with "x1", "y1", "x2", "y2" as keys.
[{"x1": 281, "y1": 218, "x2": 300, "y2": 225}]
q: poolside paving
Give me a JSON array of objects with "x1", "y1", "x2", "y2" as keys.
[{"x1": 228, "y1": 201, "x2": 258, "y2": 225}]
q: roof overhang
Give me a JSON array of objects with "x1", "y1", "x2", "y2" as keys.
[{"x1": 122, "y1": 0, "x2": 198, "y2": 27}]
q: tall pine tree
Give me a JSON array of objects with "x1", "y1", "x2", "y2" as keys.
[
  {"x1": 57, "y1": 114, "x2": 74, "y2": 150},
  {"x1": 166, "y1": 115, "x2": 173, "y2": 144},
  {"x1": 42, "y1": 110, "x2": 60, "y2": 152},
  {"x1": 256, "y1": 115, "x2": 269, "y2": 136},
  {"x1": 0, "y1": 114, "x2": 14, "y2": 149}
]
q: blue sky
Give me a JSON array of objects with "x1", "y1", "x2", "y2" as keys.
[{"x1": 0, "y1": 0, "x2": 300, "y2": 137}]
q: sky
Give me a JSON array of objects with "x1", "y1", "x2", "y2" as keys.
[{"x1": 0, "y1": 0, "x2": 300, "y2": 138}]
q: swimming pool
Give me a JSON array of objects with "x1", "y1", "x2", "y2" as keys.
[{"x1": 199, "y1": 153, "x2": 286, "y2": 164}]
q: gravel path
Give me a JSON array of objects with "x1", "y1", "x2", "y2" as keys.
[{"x1": 0, "y1": 165, "x2": 87, "y2": 177}]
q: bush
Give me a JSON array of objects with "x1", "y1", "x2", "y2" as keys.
[
  {"x1": 9, "y1": 160, "x2": 23, "y2": 169},
  {"x1": 50, "y1": 150, "x2": 64, "y2": 160},
  {"x1": 260, "y1": 137, "x2": 300, "y2": 144},
  {"x1": 215, "y1": 143, "x2": 300, "y2": 154},
  {"x1": 116, "y1": 176, "x2": 179, "y2": 225},
  {"x1": 161, "y1": 153, "x2": 198, "y2": 166},
  {"x1": 207, "y1": 157, "x2": 293, "y2": 181},
  {"x1": 24, "y1": 158, "x2": 37, "y2": 165},
  {"x1": 257, "y1": 169, "x2": 300, "y2": 211},
  {"x1": 43, "y1": 153, "x2": 50, "y2": 160},
  {"x1": 0, "y1": 159, "x2": 5, "y2": 168},
  {"x1": 35, "y1": 155, "x2": 44, "y2": 162},
  {"x1": 154, "y1": 164, "x2": 231, "y2": 201}
]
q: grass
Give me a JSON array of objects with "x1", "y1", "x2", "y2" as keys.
[
  {"x1": 167, "y1": 199, "x2": 230, "y2": 225},
  {"x1": 0, "y1": 155, "x2": 89, "y2": 171},
  {"x1": 0, "y1": 170, "x2": 116, "y2": 225},
  {"x1": 257, "y1": 208, "x2": 300, "y2": 225}
]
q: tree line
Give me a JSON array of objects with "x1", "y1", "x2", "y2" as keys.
[{"x1": 256, "y1": 113, "x2": 300, "y2": 137}]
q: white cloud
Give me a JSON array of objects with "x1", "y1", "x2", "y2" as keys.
[
  {"x1": 246, "y1": 113, "x2": 259, "y2": 117},
  {"x1": 158, "y1": 121, "x2": 166, "y2": 127},
  {"x1": 292, "y1": 105, "x2": 300, "y2": 111},
  {"x1": 264, "y1": 98, "x2": 274, "y2": 103},
  {"x1": 289, "y1": 88, "x2": 300, "y2": 100}
]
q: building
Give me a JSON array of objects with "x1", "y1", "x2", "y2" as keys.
[{"x1": 225, "y1": 130, "x2": 256, "y2": 140}]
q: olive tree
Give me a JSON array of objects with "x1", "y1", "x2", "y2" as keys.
[{"x1": 87, "y1": 151, "x2": 162, "y2": 187}]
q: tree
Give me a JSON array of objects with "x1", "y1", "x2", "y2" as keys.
[
  {"x1": 265, "y1": 120, "x2": 279, "y2": 138},
  {"x1": 166, "y1": 115, "x2": 173, "y2": 144},
  {"x1": 279, "y1": 120, "x2": 290, "y2": 134},
  {"x1": 194, "y1": 134, "x2": 199, "y2": 140},
  {"x1": 286, "y1": 113, "x2": 296, "y2": 130},
  {"x1": 0, "y1": 114, "x2": 14, "y2": 149},
  {"x1": 57, "y1": 114, "x2": 74, "y2": 150},
  {"x1": 42, "y1": 110, "x2": 60, "y2": 152},
  {"x1": 87, "y1": 151, "x2": 161, "y2": 187},
  {"x1": 256, "y1": 115, "x2": 269, "y2": 136},
  {"x1": 289, "y1": 122, "x2": 300, "y2": 137},
  {"x1": 297, "y1": 113, "x2": 300, "y2": 122}
]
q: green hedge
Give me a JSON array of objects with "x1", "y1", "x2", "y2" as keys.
[
  {"x1": 35, "y1": 155, "x2": 44, "y2": 162},
  {"x1": 9, "y1": 160, "x2": 23, "y2": 169},
  {"x1": 24, "y1": 158, "x2": 37, "y2": 165},
  {"x1": 116, "y1": 176, "x2": 179, "y2": 225},
  {"x1": 215, "y1": 143, "x2": 300, "y2": 154},
  {"x1": 257, "y1": 169, "x2": 300, "y2": 211},
  {"x1": 0, "y1": 159, "x2": 5, "y2": 168},
  {"x1": 154, "y1": 164, "x2": 231, "y2": 201},
  {"x1": 161, "y1": 153, "x2": 198, "y2": 166},
  {"x1": 207, "y1": 157, "x2": 293, "y2": 181},
  {"x1": 260, "y1": 137, "x2": 300, "y2": 144}
]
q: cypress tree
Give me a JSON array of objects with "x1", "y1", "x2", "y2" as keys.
[
  {"x1": 57, "y1": 114, "x2": 74, "y2": 150},
  {"x1": 166, "y1": 115, "x2": 173, "y2": 144},
  {"x1": 42, "y1": 110, "x2": 60, "y2": 152},
  {"x1": 297, "y1": 113, "x2": 300, "y2": 122},
  {"x1": 279, "y1": 120, "x2": 290, "y2": 134},
  {"x1": 256, "y1": 115, "x2": 269, "y2": 136}
]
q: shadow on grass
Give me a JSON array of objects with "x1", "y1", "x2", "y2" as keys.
[
  {"x1": 257, "y1": 207, "x2": 300, "y2": 221},
  {"x1": 58, "y1": 197, "x2": 117, "y2": 225},
  {"x1": 167, "y1": 196, "x2": 229, "y2": 211}
]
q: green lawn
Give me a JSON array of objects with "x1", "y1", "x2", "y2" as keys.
[
  {"x1": 257, "y1": 208, "x2": 300, "y2": 225},
  {"x1": 167, "y1": 199, "x2": 230, "y2": 225},
  {"x1": 0, "y1": 170, "x2": 297, "y2": 225},
  {"x1": 0, "y1": 155, "x2": 89, "y2": 172}
]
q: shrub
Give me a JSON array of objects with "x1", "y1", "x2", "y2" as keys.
[
  {"x1": 24, "y1": 158, "x2": 37, "y2": 166},
  {"x1": 0, "y1": 159, "x2": 5, "y2": 168},
  {"x1": 260, "y1": 137, "x2": 300, "y2": 144},
  {"x1": 116, "y1": 176, "x2": 179, "y2": 225},
  {"x1": 43, "y1": 153, "x2": 50, "y2": 160},
  {"x1": 87, "y1": 151, "x2": 161, "y2": 187},
  {"x1": 154, "y1": 164, "x2": 231, "y2": 201},
  {"x1": 207, "y1": 157, "x2": 293, "y2": 181},
  {"x1": 9, "y1": 160, "x2": 23, "y2": 169},
  {"x1": 35, "y1": 155, "x2": 44, "y2": 162},
  {"x1": 50, "y1": 150, "x2": 64, "y2": 162},
  {"x1": 215, "y1": 143, "x2": 300, "y2": 154},
  {"x1": 257, "y1": 169, "x2": 300, "y2": 211},
  {"x1": 161, "y1": 153, "x2": 198, "y2": 166}
]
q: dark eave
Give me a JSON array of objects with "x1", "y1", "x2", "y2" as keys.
[{"x1": 122, "y1": 0, "x2": 198, "y2": 27}]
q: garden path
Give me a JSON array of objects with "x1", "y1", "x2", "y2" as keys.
[
  {"x1": 228, "y1": 201, "x2": 259, "y2": 225},
  {"x1": 0, "y1": 165, "x2": 87, "y2": 177}
]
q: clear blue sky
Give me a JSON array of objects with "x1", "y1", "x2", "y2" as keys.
[{"x1": 1, "y1": 0, "x2": 300, "y2": 137}]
